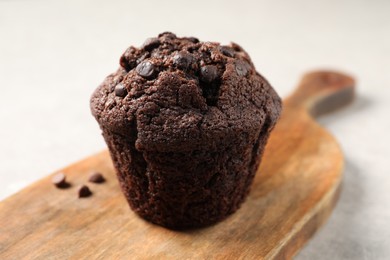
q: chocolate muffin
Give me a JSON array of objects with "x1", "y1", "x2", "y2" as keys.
[{"x1": 90, "y1": 32, "x2": 282, "y2": 229}]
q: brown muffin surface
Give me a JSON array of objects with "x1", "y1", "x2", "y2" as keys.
[{"x1": 91, "y1": 32, "x2": 281, "y2": 229}]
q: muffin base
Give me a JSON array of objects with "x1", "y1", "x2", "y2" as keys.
[{"x1": 101, "y1": 117, "x2": 272, "y2": 229}]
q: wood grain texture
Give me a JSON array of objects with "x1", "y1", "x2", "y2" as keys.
[{"x1": 0, "y1": 71, "x2": 355, "y2": 260}]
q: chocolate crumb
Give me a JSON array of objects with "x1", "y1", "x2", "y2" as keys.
[
  {"x1": 78, "y1": 185, "x2": 92, "y2": 198},
  {"x1": 230, "y1": 42, "x2": 244, "y2": 52},
  {"x1": 52, "y1": 173, "x2": 70, "y2": 188},
  {"x1": 89, "y1": 172, "x2": 106, "y2": 183}
]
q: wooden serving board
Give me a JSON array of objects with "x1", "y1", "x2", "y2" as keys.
[{"x1": 0, "y1": 71, "x2": 355, "y2": 260}]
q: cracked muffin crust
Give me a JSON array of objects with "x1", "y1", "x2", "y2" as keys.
[{"x1": 90, "y1": 32, "x2": 282, "y2": 229}]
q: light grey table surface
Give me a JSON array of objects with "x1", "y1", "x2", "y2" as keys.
[{"x1": 1, "y1": 0, "x2": 389, "y2": 259}]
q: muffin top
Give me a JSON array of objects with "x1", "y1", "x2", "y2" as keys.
[{"x1": 91, "y1": 32, "x2": 281, "y2": 152}]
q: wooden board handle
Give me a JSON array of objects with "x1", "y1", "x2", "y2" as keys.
[{"x1": 285, "y1": 71, "x2": 356, "y2": 117}]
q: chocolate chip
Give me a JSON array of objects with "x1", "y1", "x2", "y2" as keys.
[
  {"x1": 78, "y1": 185, "x2": 92, "y2": 198},
  {"x1": 235, "y1": 60, "x2": 251, "y2": 76},
  {"x1": 186, "y1": 37, "x2": 199, "y2": 43},
  {"x1": 52, "y1": 173, "x2": 69, "y2": 189},
  {"x1": 89, "y1": 172, "x2": 105, "y2": 183},
  {"x1": 200, "y1": 65, "x2": 219, "y2": 83},
  {"x1": 219, "y1": 46, "x2": 235, "y2": 57},
  {"x1": 141, "y1": 37, "x2": 160, "y2": 52},
  {"x1": 136, "y1": 61, "x2": 158, "y2": 79},
  {"x1": 173, "y1": 51, "x2": 193, "y2": 70},
  {"x1": 158, "y1": 32, "x2": 177, "y2": 39},
  {"x1": 115, "y1": 83, "x2": 127, "y2": 97}
]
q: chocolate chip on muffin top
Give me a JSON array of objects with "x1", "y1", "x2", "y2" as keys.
[{"x1": 118, "y1": 32, "x2": 254, "y2": 106}]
